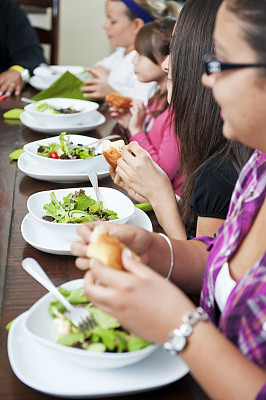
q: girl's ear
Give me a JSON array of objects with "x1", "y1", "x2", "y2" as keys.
[{"x1": 133, "y1": 17, "x2": 145, "y2": 34}]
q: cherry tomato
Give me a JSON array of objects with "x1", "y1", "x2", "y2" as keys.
[{"x1": 49, "y1": 151, "x2": 59, "y2": 159}]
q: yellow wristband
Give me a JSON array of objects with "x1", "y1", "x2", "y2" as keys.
[{"x1": 9, "y1": 65, "x2": 24, "y2": 73}]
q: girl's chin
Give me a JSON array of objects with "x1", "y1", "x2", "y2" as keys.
[{"x1": 222, "y1": 122, "x2": 237, "y2": 141}]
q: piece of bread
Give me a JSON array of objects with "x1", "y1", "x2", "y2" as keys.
[
  {"x1": 86, "y1": 225, "x2": 140, "y2": 270},
  {"x1": 102, "y1": 139, "x2": 126, "y2": 169},
  {"x1": 105, "y1": 92, "x2": 132, "y2": 113}
]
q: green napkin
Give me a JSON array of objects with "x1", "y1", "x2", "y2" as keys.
[
  {"x1": 3, "y1": 108, "x2": 24, "y2": 119},
  {"x1": 134, "y1": 202, "x2": 153, "y2": 212},
  {"x1": 31, "y1": 71, "x2": 100, "y2": 103},
  {"x1": 9, "y1": 149, "x2": 25, "y2": 160}
]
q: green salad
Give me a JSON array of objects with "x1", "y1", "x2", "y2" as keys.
[
  {"x1": 37, "y1": 132, "x2": 98, "y2": 160},
  {"x1": 34, "y1": 102, "x2": 80, "y2": 114},
  {"x1": 50, "y1": 287, "x2": 151, "y2": 352},
  {"x1": 43, "y1": 189, "x2": 118, "y2": 223}
]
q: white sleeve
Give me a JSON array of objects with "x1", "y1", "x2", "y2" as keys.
[{"x1": 93, "y1": 49, "x2": 123, "y2": 72}]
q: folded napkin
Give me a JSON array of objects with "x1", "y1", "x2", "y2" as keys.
[
  {"x1": 31, "y1": 71, "x2": 100, "y2": 103},
  {"x1": 3, "y1": 108, "x2": 24, "y2": 119}
]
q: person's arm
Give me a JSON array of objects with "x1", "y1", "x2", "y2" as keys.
[
  {"x1": 5, "y1": 2, "x2": 45, "y2": 73},
  {"x1": 81, "y1": 68, "x2": 115, "y2": 99},
  {"x1": 114, "y1": 142, "x2": 187, "y2": 239},
  {"x1": 196, "y1": 216, "x2": 225, "y2": 237},
  {"x1": 71, "y1": 222, "x2": 208, "y2": 294},
  {"x1": 75, "y1": 247, "x2": 266, "y2": 400},
  {"x1": 191, "y1": 156, "x2": 238, "y2": 237},
  {"x1": 129, "y1": 108, "x2": 180, "y2": 182},
  {"x1": 0, "y1": 1, "x2": 45, "y2": 96}
]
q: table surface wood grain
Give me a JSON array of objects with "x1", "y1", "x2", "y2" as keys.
[{"x1": 0, "y1": 87, "x2": 209, "y2": 400}]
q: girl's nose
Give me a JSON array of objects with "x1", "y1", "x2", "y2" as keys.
[
  {"x1": 161, "y1": 55, "x2": 169, "y2": 73},
  {"x1": 132, "y1": 53, "x2": 138, "y2": 65},
  {"x1": 201, "y1": 72, "x2": 216, "y2": 88}
]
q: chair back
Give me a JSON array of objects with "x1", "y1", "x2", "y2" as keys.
[{"x1": 14, "y1": 0, "x2": 59, "y2": 65}]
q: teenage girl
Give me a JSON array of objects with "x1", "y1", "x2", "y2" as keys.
[
  {"x1": 73, "y1": 0, "x2": 266, "y2": 398},
  {"x1": 81, "y1": 0, "x2": 180, "y2": 104},
  {"x1": 110, "y1": 0, "x2": 251, "y2": 239},
  {"x1": 110, "y1": 17, "x2": 184, "y2": 196}
]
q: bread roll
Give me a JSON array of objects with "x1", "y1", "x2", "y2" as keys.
[
  {"x1": 102, "y1": 139, "x2": 126, "y2": 169},
  {"x1": 105, "y1": 92, "x2": 132, "y2": 113},
  {"x1": 86, "y1": 225, "x2": 140, "y2": 270}
]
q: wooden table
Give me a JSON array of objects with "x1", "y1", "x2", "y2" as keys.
[{"x1": 0, "y1": 87, "x2": 209, "y2": 400}]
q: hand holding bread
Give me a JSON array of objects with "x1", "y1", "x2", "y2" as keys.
[
  {"x1": 102, "y1": 139, "x2": 127, "y2": 169},
  {"x1": 105, "y1": 92, "x2": 132, "y2": 113},
  {"x1": 86, "y1": 225, "x2": 140, "y2": 270}
]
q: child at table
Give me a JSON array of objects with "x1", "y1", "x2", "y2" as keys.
[
  {"x1": 109, "y1": 17, "x2": 184, "y2": 197},
  {"x1": 81, "y1": 0, "x2": 180, "y2": 104},
  {"x1": 72, "y1": 0, "x2": 266, "y2": 398}
]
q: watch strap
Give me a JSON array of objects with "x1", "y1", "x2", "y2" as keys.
[{"x1": 164, "y1": 307, "x2": 209, "y2": 355}]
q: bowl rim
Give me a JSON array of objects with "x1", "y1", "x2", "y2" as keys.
[
  {"x1": 27, "y1": 186, "x2": 135, "y2": 227},
  {"x1": 24, "y1": 278, "x2": 158, "y2": 360},
  {"x1": 23, "y1": 135, "x2": 103, "y2": 163},
  {"x1": 24, "y1": 98, "x2": 99, "y2": 117}
]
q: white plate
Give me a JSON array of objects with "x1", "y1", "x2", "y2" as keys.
[
  {"x1": 18, "y1": 152, "x2": 109, "y2": 183},
  {"x1": 8, "y1": 312, "x2": 188, "y2": 398},
  {"x1": 21, "y1": 208, "x2": 153, "y2": 255},
  {"x1": 31, "y1": 65, "x2": 88, "y2": 90},
  {"x1": 20, "y1": 110, "x2": 105, "y2": 134},
  {"x1": 29, "y1": 75, "x2": 49, "y2": 91}
]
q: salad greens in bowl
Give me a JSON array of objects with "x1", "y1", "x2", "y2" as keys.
[
  {"x1": 24, "y1": 98, "x2": 99, "y2": 127},
  {"x1": 23, "y1": 133, "x2": 108, "y2": 174},
  {"x1": 24, "y1": 279, "x2": 158, "y2": 369},
  {"x1": 27, "y1": 187, "x2": 135, "y2": 241}
]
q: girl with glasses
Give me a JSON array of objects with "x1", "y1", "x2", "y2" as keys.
[
  {"x1": 72, "y1": 0, "x2": 266, "y2": 398},
  {"x1": 109, "y1": 0, "x2": 251, "y2": 240}
]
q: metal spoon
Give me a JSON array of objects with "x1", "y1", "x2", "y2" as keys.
[{"x1": 88, "y1": 171, "x2": 100, "y2": 202}]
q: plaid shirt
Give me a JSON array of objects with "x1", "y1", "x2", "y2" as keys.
[{"x1": 195, "y1": 150, "x2": 266, "y2": 398}]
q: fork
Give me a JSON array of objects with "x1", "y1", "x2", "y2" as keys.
[
  {"x1": 88, "y1": 171, "x2": 100, "y2": 202},
  {"x1": 22, "y1": 258, "x2": 97, "y2": 332}
]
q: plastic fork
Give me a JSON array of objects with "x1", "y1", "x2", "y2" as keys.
[{"x1": 22, "y1": 258, "x2": 97, "y2": 332}]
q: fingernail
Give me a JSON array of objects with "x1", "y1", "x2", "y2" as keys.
[{"x1": 123, "y1": 248, "x2": 132, "y2": 259}]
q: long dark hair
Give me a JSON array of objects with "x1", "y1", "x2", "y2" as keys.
[
  {"x1": 170, "y1": 0, "x2": 252, "y2": 226},
  {"x1": 135, "y1": 17, "x2": 177, "y2": 116}
]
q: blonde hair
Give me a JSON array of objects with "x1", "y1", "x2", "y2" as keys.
[{"x1": 110, "y1": 0, "x2": 180, "y2": 19}]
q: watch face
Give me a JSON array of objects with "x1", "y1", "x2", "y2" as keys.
[{"x1": 171, "y1": 332, "x2": 187, "y2": 352}]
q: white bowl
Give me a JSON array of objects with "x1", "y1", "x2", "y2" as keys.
[
  {"x1": 23, "y1": 134, "x2": 108, "y2": 174},
  {"x1": 27, "y1": 187, "x2": 135, "y2": 241},
  {"x1": 24, "y1": 279, "x2": 158, "y2": 369},
  {"x1": 24, "y1": 98, "x2": 99, "y2": 128}
]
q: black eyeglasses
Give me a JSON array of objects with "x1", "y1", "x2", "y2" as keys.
[{"x1": 203, "y1": 53, "x2": 266, "y2": 75}]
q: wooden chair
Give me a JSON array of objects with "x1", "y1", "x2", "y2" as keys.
[{"x1": 14, "y1": 0, "x2": 59, "y2": 65}]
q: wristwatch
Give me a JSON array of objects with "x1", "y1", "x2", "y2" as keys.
[{"x1": 163, "y1": 307, "x2": 209, "y2": 355}]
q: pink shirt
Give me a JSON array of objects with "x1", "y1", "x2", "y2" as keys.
[{"x1": 129, "y1": 104, "x2": 183, "y2": 196}]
